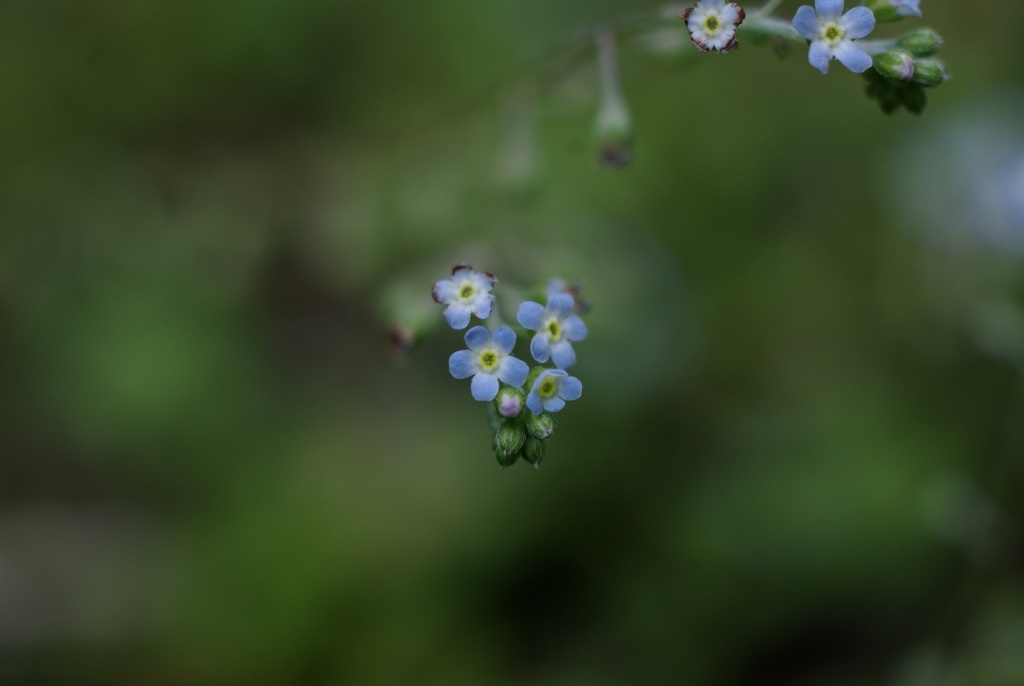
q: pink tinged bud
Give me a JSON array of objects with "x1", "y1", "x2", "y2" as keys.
[{"x1": 874, "y1": 51, "x2": 915, "y2": 81}]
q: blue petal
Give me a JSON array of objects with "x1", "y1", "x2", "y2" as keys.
[
  {"x1": 559, "y1": 375, "x2": 582, "y2": 401},
  {"x1": 444, "y1": 304, "x2": 472, "y2": 330},
  {"x1": 471, "y1": 373, "x2": 499, "y2": 401},
  {"x1": 530, "y1": 333, "x2": 551, "y2": 363},
  {"x1": 517, "y1": 301, "x2": 545, "y2": 330},
  {"x1": 550, "y1": 340, "x2": 577, "y2": 370},
  {"x1": 547, "y1": 293, "x2": 574, "y2": 316},
  {"x1": 814, "y1": 0, "x2": 843, "y2": 20},
  {"x1": 808, "y1": 41, "x2": 832, "y2": 73},
  {"x1": 561, "y1": 315, "x2": 588, "y2": 342},
  {"x1": 526, "y1": 391, "x2": 543, "y2": 415},
  {"x1": 833, "y1": 40, "x2": 871, "y2": 72},
  {"x1": 792, "y1": 6, "x2": 820, "y2": 40},
  {"x1": 449, "y1": 350, "x2": 478, "y2": 379},
  {"x1": 840, "y1": 6, "x2": 874, "y2": 39},
  {"x1": 498, "y1": 356, "x2": 529, "y2": 387},
  {"x1": 542, "y1": 396, "x2": 566, "y2": 413},
  {"x1": 464, "y1": 325, "x2": 491, "y2": 350},
  {"x1": 491, "y1": 325, "x2": 516, "y2": 354}
]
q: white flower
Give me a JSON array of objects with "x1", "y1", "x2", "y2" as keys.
[
  {"x1": 432, "y1": 264, "x2": 496, "y2": 330},
  {"x1": 681, "y1": 0, "x2": 746, "y2": 53},
  {"x1": 793, "y1": 0, "x2": 876, "y2": 74}
]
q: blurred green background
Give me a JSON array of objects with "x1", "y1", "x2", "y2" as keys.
[{"x1": 3, "y1": 1, "x2": 1024, "y2": 684}]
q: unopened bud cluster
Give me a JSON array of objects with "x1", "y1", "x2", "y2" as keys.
[{"x1": 433, "y1": 265, "x2": 587, "y2": 468}]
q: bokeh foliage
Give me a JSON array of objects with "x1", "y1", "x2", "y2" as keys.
[{"x1": 2, "y1": 1, "x2": 1024, "y2": 684}]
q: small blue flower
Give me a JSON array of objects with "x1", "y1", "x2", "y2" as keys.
[
  {"x1": 432, "y1": 264, "x2": 496, "y2": 330},
  {"x1": 793, "y1": 0, "x2": 876, "y2": 74},
  {"x1": 517, "y1": 293, "x2": 588, "y2": 369},
  {"x1": 449, "y1": 326, "x2": 529, "y2": 401},
  {"x1": 526, "y1": 369, "x2": 582, "y2": 414}
]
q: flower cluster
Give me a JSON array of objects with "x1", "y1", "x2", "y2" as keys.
[
  {"x1": 433, "y1": 266, "x2": 588, "y2": 468},
  {"x1": 662, "y1": 0, "x2": 949, "y2": 119}
]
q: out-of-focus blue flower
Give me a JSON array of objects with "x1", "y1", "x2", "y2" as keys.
[
  {"x1": 526, "y1": 369, "x2": 582, "y2": 414},
  {"x1": 865, "y1": 0, "x2": 922, "y2": 22},
  {"x1": 517, "y1": 294, "x2": 588, "y2": 369},
  {"x1": 449, "y1": 326, "x2": 528, "y2": 401},
  {"x1": 793, "y1": 0, "x2": 875, "y2": 74},
  {"x1": 892, "y1": 0, "x2": 921, "y2": 17},
  {"x1": 432, "y1": 264, "x2": 496, "y2": 330}
]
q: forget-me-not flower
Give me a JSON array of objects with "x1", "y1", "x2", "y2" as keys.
[
  {"x1": 793, "y1": 0, "x2": 876, "y2": 74},
  {"x1": 681, "y1": 0, "x2": 746, "y2": 54},
  {"x1": 449, "y1": 325, "x2": 528, "y2": 401},
  {"x1": 517, "y1": 293, "x2": 588, "y2": 369},
  {"x1": 432, "y1": 264, "x2": 496, "y2": 330},
  {"x1": 526, "y1": 369, "x2": 582, "y2": 415}
]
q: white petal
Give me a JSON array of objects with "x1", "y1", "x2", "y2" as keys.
[{"x1": 432, "y1": 279, "x2": 457, "y2": 304}]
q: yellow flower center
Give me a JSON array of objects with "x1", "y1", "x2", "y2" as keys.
[
  {"x1": 545, "y1": 317, "x2": 562, "y2": 341},
  {"x1": 459, "y1": 284, "x2": 476, "y2": 300},
  {"x1": 479, "y1": 349, "x2": 499, "y2": 371},
  {"x1": 537, "y1": 377, "x2": 559, "y2": 399},
  {"x1": 704, "y1": 15, "x2": 720, "y2": 33},
  {"x1": 823, "y1": 23, "x2": 842, "y2": 43}
]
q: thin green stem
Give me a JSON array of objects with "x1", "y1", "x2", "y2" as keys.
[{"x1": 751, "y1": 0, "x2": 787, "y2": 17}]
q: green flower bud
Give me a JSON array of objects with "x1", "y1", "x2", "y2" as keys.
[
  {"x1": 494, "y1": 420, "x2": 526, "y2": 458},
  {"x1": 863, "y1": 68, "x2": 927, "y2": 115},
  {"x1": 873, "y1": 51, "x2": 915, "y2": 82},
  {"x1": 911, "y1": 58, "x2": 949, "y2": 87},
  {"x1": 495, "y1": 448, "x2": 519, "y2": 468},
  {"x1": 897, "y1": 28, "x2": 943, "y2": 57},
  {"x1": 521, "y1": 436, "x2": 545, "y2": 468},
  {"x1": 494, "y1": 386, "x2": 525, "y2": 419},
  {"x1": 525, "y1": 411, "x2": 557, "y2": 440}
]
